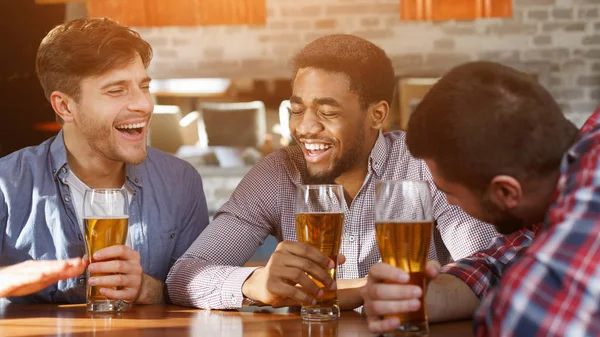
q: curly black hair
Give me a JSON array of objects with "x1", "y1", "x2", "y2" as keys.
[{"x1": 292, "y1": 34, "x2": 395, "y2": 109}]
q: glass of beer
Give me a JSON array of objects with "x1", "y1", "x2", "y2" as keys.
[
  {"x1": 295, "y1": 184, "x2": 345, "y2": 321},
  {"x1": 375, "y1": 180, "x2": 433, "y2": 336},
  {"x1": 83, "y1": 188, "x2": 129, "y2": 313},
  {"x1": 302, "y1": 321, "x2": 338, "y2": 337}
]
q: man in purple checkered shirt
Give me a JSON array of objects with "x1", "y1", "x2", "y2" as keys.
[{"x1": 166, "y1": 35, "x2": 501, "y2": 310}]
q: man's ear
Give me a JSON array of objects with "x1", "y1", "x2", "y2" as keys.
[
  {"x1": 369, "y1": 100, "x2": 389, "y2": 129},
  {"x1": 488, "y1": 175, "x2": 522, "y2": 210},
  {"x1": 50, "y1": 91, "x2": 76, "y2": 124}
]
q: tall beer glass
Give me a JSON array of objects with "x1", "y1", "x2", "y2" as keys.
[
  {"x1": 83, "y1": 188, "x2": 129, "y2": 313},
  {"x1": 295, "y1": 184, "x2": 345, "y2": 321},
  {"x1": 375, "y1": 180, "x2": 433, "y2": 336}
]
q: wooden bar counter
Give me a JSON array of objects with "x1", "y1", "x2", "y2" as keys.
[{"x1": 0, "y1": 302, "x2": 472, "y2": 337}]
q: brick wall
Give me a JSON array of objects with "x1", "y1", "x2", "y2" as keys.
[{"x1": 69, "y1": 0, "x2": 600, "y2": 126}]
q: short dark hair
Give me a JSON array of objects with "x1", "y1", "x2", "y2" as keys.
[
  {"x1": 406, "y1": 61, "x2": 578, "y2": 193},
  {"x1": 36, "y1": 17, "x2": 153, "y2": 124},
  {"x1": 291, "y1": 34, "x2": 395, "y2": 109}
]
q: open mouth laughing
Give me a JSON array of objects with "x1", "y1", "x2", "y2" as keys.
[
  {"x1": 115, "y1": 121, "x2": 147, "y2": 142},
  {"x1": 302, "y1": 141, "x2": 333, "y2": 164}
]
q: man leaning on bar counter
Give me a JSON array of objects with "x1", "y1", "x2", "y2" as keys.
[
  {"x1": 362, "y1": 61, "x2": 600, "y2": 336},
  {"x1": 0, "y1": 18, "x2": 209, "y2": 303},
  {"x1": 165, "y1": 34, "x2": 519, "y2": 314}
]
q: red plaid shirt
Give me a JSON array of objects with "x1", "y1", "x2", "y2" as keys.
[
  {"x1": 447, "y1": 109, "x2": 600, "y2": 336},
  {"x1": 166, "y1": 131, "x2": 501, "y2": 309},
  {"x1": 441, "y1": 225, "x2": 540, "y2": 298}
]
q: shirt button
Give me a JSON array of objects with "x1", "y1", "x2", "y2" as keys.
[
  {"x1": 78, "y1": 234, "x2": 83, "y2": 241},
  {"x1": 135, "y1": 178, "x2": 139, "y2": 183},
  {"x1": 52, "y1": 169, "x2": 57, "y2": 174},
  {"x1": 61, "y1": 167, "x2": 67, "y2": 174},
  {"x1": 79, "y1": 278, "x2": 86, "y2": 286},
  {"x1": 348, "y1": 235, "x2": 355, "y2": 242},
  {"x1": 170, "y1": 233, "x2": 175, "y2": 239},
  {"x1": 64, "y1": 195, "x2": 71, "y2": 202}
]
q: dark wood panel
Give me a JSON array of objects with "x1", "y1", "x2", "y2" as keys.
[
  {"x1": 145, "y1": 0, "x2": 197, "y2": 27},
  {"x1": 401, "y1": 0, "x2": 512, "y2": 21},
  {"x1": 86, "y1": 0, "x2": 266, "y2": 27},
  {"x1": 0, "y1": 0, "x2": 65, "y2": 157},
  {"x1": 86, "y1": 0, "x2": 147, "y2": 26},
  {"x1": 196, "y1": 0, "x2": 266, "y2": 26}
]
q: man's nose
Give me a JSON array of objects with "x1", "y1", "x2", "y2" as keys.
[{"x1": 294, "y1": 109, "x2": 324, "y2": 136}]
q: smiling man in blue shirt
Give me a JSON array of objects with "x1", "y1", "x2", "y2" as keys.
[{"x1": 0, "y1": 18, "x2": 209, "y2": 304}]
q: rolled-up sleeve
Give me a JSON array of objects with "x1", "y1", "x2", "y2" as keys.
[
  {"x1": 441, "y1": 227, "x2": 537, "y2": 298},
  {"x1": 166, "y1": 154, "x2": 283, "y2": 309}
]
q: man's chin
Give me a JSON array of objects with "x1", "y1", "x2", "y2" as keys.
[
  {"x1": 117, "y1": 142, "x2": 148, "y2": 165},
  {"x1": 118, "y1": 150, "x2": 147, "y2": 166},
  {"x1": 126, "y1": 154, "x2": 146, "y2": 165},
  {"x1": 306, "y1": 170, "x2": 336, "y2": 185},
  {"x1": 304, "y1": 157, "x2": 348, "y2": 185}
]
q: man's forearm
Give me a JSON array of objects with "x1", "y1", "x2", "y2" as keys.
[
  {"x1": 135, "y1": 273, "x2": 165, "y2": 304},
  {"x1": 246, "y1": 277, "x2": 367, "y2": 310},
  {"x1": 337, "y1": 278, "x2": 367, "y2": 310},
  {"x1": 426, "y1": 274, "x2": 479, "y2": 323}
]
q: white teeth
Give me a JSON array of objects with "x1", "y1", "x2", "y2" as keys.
[
  {"x1": 304, "y1": 143, "x2": 331, "y2": 151},
  {"x1": 116, "y1": 122, "x2": 146, "y2": 130}
]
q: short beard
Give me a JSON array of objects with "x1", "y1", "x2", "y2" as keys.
[
  {"x1": 304, "y1": 127, "x2": 365, "y2": 185},
  {"x1": 79, "y1": 114, "x2": 147, "y2": 166},
  {"x1": 481, "y1": 194, "x2": 526, "y2": 235}
]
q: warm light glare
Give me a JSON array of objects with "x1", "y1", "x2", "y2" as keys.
[
  {"x1": 179, "y1": 111, "x2": 200, "y2": 127},
  {"x1": 404, "y1": 78, "x2": 440, "y2": 85},
  {"x1": 278, "y1": 100, "x2": 292, "y2": 142},
  {"x1": 153, "y1": 105, "x2": 181, "y2": 115},
  {"x1": 149, "y1": 78, "x2": 231, "y2": 95}
]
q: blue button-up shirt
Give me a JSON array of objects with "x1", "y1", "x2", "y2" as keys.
[{"x1": 0, "y1": 132, "x2": 209, "y2": 303}]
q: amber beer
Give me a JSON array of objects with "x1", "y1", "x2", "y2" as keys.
[
  {"x1": 84, "y1": 217, "x2": 129, "y2": 301},
  {"x1": 376, "y1": 220, "x2": 433, "y2": 331},
  {"x1": 295, "y1": 212, "x2": 344, "y2": 306}
]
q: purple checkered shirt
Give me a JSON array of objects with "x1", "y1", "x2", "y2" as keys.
[{"x1": 166, "y1": 131, "x2": 500, "y2": 309}]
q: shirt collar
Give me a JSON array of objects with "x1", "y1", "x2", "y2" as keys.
[
  {"x1": 368, "y1": 130, "x2": 388, "y2": 178},
  {"x1": 49, "y1": 130, "x2": 69, "y2": 179},
  {"x1": 48, "y1": 129, "x2": 143, "y2": 188},
  {"x1": 126, "y1": 162, "x2": 143, "y2": 188},
  {"x1": 565, "y1": 108, "x2": 600, "y2": 164}
]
